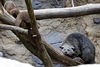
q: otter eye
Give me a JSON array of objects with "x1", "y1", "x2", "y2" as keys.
[
  {"x1": 59, "y1": 46, "x2": 64, "y2": 49},
  {"x1": 72, "y1": 48, "x2": 75, "y2": 51},
  {"x1": 67, "y1": 49, "x2": 70, "y2": 51}
]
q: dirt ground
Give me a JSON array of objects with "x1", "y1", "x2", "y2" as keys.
[{"x1": 0, "y1": 0, "x2": 100, "y2": 66}]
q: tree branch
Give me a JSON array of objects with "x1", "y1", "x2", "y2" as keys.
[
  {"x1": 21, "y1": 4, "x2": 100, "y2": 20},
  {"x1": 72, "y1": 0, "x2": 75, "y2": 7},
  {"x1": 0, "y1": 24, "x2": 28, "y2": 34},
  {"x1": 0, "y1": 3, "x2": 15, "y2": 25},
  {"x1": 25, "y1": 0, "x2": 53, "y2": 67},
  {"x1": 0, "y1": 24, "x2": 36, "y2": 37}
]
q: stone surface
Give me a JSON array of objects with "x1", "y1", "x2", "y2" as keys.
[
  {"x1": 32, "y1": 1, "x2": 42, "y2": 9},
  {"x1": 0, "y1": 30, "x2": 35, "y2": 65},
  {"x1": 0, "y1": 52, "x2": 4, "y2": 57}
]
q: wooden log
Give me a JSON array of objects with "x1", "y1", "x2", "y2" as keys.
[{"x1": 21, "y1": 4, "x2": 100, "y2": 20}]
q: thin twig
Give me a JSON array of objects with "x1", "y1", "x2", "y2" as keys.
[
  {"x1": 72, "y1": 0, "x2": 74, "y2": 7},
  {"x1": 0, "y1": 24, "x2": 27, "y2": 34},
  {"x1": 0, "y1": 24, "x2": 37, "y2": 36}
]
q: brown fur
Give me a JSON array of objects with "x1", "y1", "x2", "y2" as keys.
[
  {"x1": 10, "y1": 8, "x2": 20, "y2": 18},
  {"x1": 4, "y1": 1, "x2": 19, "y2": 18},
  {"x1": 15, "y1": 11, "x2": 30, "y2": 26},
  {"x1": 4, "y1": 1, "x2": 16, "y2": 13},
  {"x1": 15, "y1": 11, "x2": 40, "y2": 28}
]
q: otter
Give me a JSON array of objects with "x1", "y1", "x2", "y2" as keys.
[
  {"x1": 4, "y1": 1, "x2": 16, "y2": 13},
  {"x1": 4, "y1": 1, "x2": 19, "y2": 18},
  {"x1": 15, "y1": 11, "x2": 30, "y2": 27},
  {"x1": 9, "y1": 8, "x2": 20, "y2": 18},
  {"x1": 15, "y1": 11, "x2": 40, "y2": 35},
  {"x1": 60, "y1": 33, "x2": 95, "y2": 64},
  {"x1": 15, "y1": 11, "x2": 40, "y2": 28}
]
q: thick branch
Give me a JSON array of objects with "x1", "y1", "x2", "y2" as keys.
[
  {"x1": 25, "y1": 0, "x2": 39, "y2": 35},
  {"x1": 25, "y1": 0, "x2": 53, "y2": 67},
  {"x1": 21, "y1": 4, "x2": 100, "y2": 20}
]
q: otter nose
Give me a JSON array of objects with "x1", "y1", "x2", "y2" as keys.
[
  {"x1": 59, "y1": 46, "x2": 64, "y2": 49},
  {"x1": 65, "y1": 52, "x2": 67, "y2": 54}
]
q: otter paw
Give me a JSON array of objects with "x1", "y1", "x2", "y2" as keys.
[{"x1": 73, "y1": 57, "x2": 84, "y2": 64}]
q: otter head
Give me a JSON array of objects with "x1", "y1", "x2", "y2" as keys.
[
  {"x1": 60, "y1": 41, "x2": 81, "y2": 58},
  {"x1": 10, "y1": 8, "x2": 20, "y2": 18},
  {"x1": 60, "y1": 44, "x2": 75, "y2": 57}
]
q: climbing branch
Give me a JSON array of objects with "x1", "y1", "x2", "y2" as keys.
[
  {"x1": 21, "y1": 4, "x2": 100, "y2": 20},
  {"x1": 25, "y1": 0, "x2": 53, "y2": 67}
]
